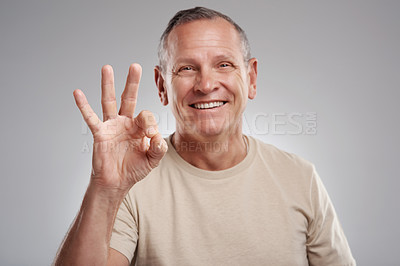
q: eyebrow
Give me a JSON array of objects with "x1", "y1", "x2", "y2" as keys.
[
  {"x1": 213, "y1": 54, "x2": 237, "y2": 62},
  {"x1": 174, "y1": 53, "x2": 239, "y2": 66}
]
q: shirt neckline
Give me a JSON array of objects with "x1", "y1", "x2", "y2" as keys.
[{"x1": 165, "y1": 134, "x2": 257, "y2": 180}]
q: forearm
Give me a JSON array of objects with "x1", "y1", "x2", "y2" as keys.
[{"x1": 54, "y1": 182, "x2": 127, "y2": 266}]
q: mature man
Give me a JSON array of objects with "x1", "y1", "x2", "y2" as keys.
[{"x1": 55, "y1": 7, "x2": 356, "y2": 266}]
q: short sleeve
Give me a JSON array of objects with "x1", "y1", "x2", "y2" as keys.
[
  {"x1": 110, "y1": 195, "x2": 138, "y2": 263},
  {"x1": 306, "y1": 169, "x2": 356, "y2": 266}
]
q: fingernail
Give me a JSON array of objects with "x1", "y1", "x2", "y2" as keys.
[
  {"x1": 147, "y1": 127, "x2": 156, "y2": 135},
  {"x1": 161, "y1": 141, "x2": 167, "y2": 151},
  {"x1": 156, "y1": 143, "x2": 162, "y2": 151}
]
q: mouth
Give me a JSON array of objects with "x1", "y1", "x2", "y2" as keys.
[{"x1": 190, "y1": 101, "x2": 227, "y2": 110}]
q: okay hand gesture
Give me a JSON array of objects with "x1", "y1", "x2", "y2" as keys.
[{"x1": 74, "y1": 64, "x2": 167, "y2": 192}]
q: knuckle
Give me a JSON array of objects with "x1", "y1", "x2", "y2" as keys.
[
  {"x1": 101, "y1": 96, "x2": 116, "y2": 103},
  {"x1": 148, "y1": 155, "x2": 161, "y2": 169}
]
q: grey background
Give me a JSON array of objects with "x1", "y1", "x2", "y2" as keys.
[{"x1": 0, "y1": 0, "x2": 399, "y2": 265}]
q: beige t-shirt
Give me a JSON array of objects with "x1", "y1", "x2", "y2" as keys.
[{"x1": 110, "y1": 136, "x2": 356, "y2": 266}]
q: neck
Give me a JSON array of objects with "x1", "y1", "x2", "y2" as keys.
[{"x1": 171, "y1": 131, "x2": 248, "y2": 171}]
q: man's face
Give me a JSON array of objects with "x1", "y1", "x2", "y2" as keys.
[{"x1": 157, "y1": 18, "x2": 257, "y2": 139}]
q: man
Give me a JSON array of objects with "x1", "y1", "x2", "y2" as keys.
[{"x1": 54, "y1": 7, "x2": 356, "y2": 266}]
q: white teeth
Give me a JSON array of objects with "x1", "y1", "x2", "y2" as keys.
[{"x1": 193, "y1": 101, "x2": 224, "y2": 109}]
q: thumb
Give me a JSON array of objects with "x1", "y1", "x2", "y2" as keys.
[{"x1": 147, "y1": 133, "x2": 168, "y2": 168}]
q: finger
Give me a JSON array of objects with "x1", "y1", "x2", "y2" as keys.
[
  {"x1": 134, "y1": 110, "x2": 159, "y2": 138},
  {"x1": 101, "y1": 65, "x2": 118, "y2": 121},
  {"x1": 73, "y1": 89, "x2": 101, "y2": 134},
  {"x1": 119, "y1": 63, "x2": 142, "y2": 118},
  {"x1": 138, "y1": 136, "x2": 150, "y2": 153},
  {"x1": 147, "y1": 133, "x2": 168, "y2": 168}
]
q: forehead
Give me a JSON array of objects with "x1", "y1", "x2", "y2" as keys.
[{"x1": 166, "y1": 18, "x2": 243, "y2": 61}]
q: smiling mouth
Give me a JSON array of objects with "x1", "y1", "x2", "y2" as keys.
[{"x1": 190, "y1": 101, "x2": 227, "y2": 110}]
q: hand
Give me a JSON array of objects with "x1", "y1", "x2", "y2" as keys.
[{"x1": 73, "y1": 64, "x2": 167, "y2": 192}]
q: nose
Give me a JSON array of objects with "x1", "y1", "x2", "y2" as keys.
[{"x1": 194, "y1": 67, "x2": 217, "y2": 94}]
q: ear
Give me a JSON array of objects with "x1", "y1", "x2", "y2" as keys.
[
  {"x1": 247, "y1": 58, "x2": 258, "y2": 100},
  {"x1": 154, "y1": 66, "x2": 168, "y2": 106}
]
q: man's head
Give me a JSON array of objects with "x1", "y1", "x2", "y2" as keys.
[
  {"x1": 158, "y1": 7, "x2": 251, "y2": 73},
  {"x1": 154, "y1": 7, "x2": 257, "y2": 139}
]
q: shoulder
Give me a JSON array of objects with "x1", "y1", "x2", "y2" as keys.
[
  {"x1": 248, "y1": 136, "x2": 316, "y2": 180},
  {"x1": 250, "y1": 136, "x2": 313, "y2": 167}
]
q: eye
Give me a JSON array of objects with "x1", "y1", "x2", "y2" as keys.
[
  {"x1": 219, "y1": 63, "x2": 231, "y2": 68},
  {"x1": 173, "y1": 65, "x2": 196, "y2": 76},
  {"x1": 217, "y1": 62, "x2": 235, "y2": 71},
  {"x1": 179, "y1": 66, "x2": 195, "y2": 72}
]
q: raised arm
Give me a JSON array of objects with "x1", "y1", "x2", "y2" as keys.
[{"x1": 53, "y1": 64, "x2": 167, "y2": 266}]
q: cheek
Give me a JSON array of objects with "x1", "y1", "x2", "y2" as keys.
[
  {"x1": 170, "y1": 78, "x2": 195, "y2": 105},
  {"x1": 229, "y1": 72, "x2": 248, "y2": 100},
  {"x1": 174, "y1": 77, "x2": 195, "y2": 90}
]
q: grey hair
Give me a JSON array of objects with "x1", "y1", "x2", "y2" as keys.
[{"x1": 158, "y1": 7, "x2": 251, "y2": 73}]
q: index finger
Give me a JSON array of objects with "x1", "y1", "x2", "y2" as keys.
[{"x1": 119, "y1": 63, "x2": 142, "y2": 118}]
